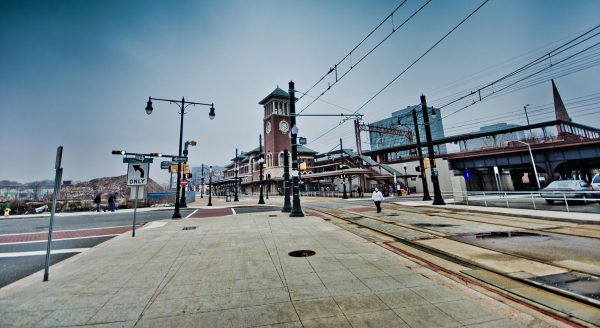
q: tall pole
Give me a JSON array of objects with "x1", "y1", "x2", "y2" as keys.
[
  {"x1": 266, "y1": 174, "x2": 270, "y2": 199},
  {"x1": 258, "y1": 134, "x2": 265, "y2": 204},
  {"x1": 200, "y1": 163, "x2": 204, "y2": 198},
  {"x1": 172, "y1": 97, "x2": 185, "y2": 219},
  {"x1": 282, "y1": 149, "x2": 292, "y2": 212},
  {"x1": 412, "y1": 109, "x2": 431, "y2": 201},
  {"x1": 340, "y1": 138, "x2": 348, "y2": 199},
  {"x1": 234, "y1": 148, "x2": 239, "y2": 201},
  {"x1": 181, "y1": 142, "x2": 189, "y2": 208},
  {"x1": 524, "y1": 104, "x2": 531, "y2": 125},
  {"x1": 208, "y1": 166, "x2": 213, "y2": 206},
  {"x1": 289, "y1": 81, "x2": 304, "y2": 217},
  {"x1": 421, "y1": 95, "x2": 445, "y2": 205},
  {"x1": 44, "y1": 146, "x2": 63, "y2": 282}
]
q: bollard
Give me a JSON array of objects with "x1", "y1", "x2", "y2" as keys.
[{"x1": 530, "y1": 192, "x2": 536, "y2": 210}]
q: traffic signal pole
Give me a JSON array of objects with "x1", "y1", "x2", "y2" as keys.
[{"x1": 412, "y1": 108, "x2": 431, "y2": 201}]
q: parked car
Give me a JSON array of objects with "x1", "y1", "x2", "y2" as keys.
[
  {"x1": 540, "y1": 180, "x2": 594, "y2": 205},
  {"x1": 592, "y1": 173, "x2": 600, "y2": 191}
]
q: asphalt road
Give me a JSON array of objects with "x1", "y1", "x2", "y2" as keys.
[{"x1": 0, "y1": 209, "x2": 194, "y2": 288}]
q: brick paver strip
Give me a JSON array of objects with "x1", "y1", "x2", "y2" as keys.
[
  {"x1": 0, "y1": 226, "x2": 133, "y2": 244},
  {"x1": 190, "y1": 208, "x2": 234, "y2": 218}
]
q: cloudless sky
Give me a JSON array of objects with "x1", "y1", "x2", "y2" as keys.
[{"x1": 1, "y1": 0, "x2": 599, "y2": 183}]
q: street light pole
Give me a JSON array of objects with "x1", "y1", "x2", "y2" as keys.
[
  {"x1": 208, "y1": 166, "x2": 213, "y2": 206},
  {"x1": 145, "y1": 97, "x2": 215, "y2": 219},
  {"x1": 282, "y1": 149, "x2": 292, "y2": 212},
  {"x1": 200, "y1": 163, "x2": 204, "y2": 198},
  {"x1": 181, "y1": 140, "x2": 197, "y2": 208},
  {"x1": 234, "y1": 148, "x2": 239, "y2": 202},
  {"x1": 340, "y1": 138, "x2": 348, "y2": 199},
  {"x1": 420, "y1": 95, "x2": 445, "y2": 205},
  {"x1": 523, "y1": 104, "x2": 531, "y2": 125},
  {"x1": 258, "y1": 134, "x2": 265, "y2": 204},
  {"x1": 403, "y1": 164, "x2": 408, "y2": 190},
  {"x1": 511, "y1": 140, "x2": 541, "y2": 189},
  {"x1": 412, "y1": 108, "x2": 431, "y2": 201},
  {"x1": 289, "y1": 81, "x2": 304, "y2": 217}
]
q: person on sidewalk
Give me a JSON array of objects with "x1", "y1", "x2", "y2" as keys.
[
  {"x1": 93, "y1": 193, "x2": 102, "y2": 212},
  {"x1": 371, "y1": 187, "x2": 384, "y2": 213},
  {"x1": 108, "y1": 193, "x2": 116, "y2": 212}
]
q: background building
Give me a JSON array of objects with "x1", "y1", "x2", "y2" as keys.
[
  {"x1": 458, "y1": 123, "x2": 526, "y2": 151},
  {"x1": 369, "y1": 105, "x2": 446, "y2": 161}
]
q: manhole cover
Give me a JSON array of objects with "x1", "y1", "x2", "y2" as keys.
[
  {"x1": 413, "y1": 223, "x2": 456, "y2": 228},
  {"x1": 474, "y1": 231, "x2": 545, "y2": 239},
  {"x1": 288, "y1": 250, "x2": 316, "y2": 257},
  {"x1": 182, "y1": 226, "x2": 197, "y2": 231}
]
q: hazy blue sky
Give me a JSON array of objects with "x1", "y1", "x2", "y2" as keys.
[{"x1": 1, "y1": 0, "x2": 599, "y2": 183}]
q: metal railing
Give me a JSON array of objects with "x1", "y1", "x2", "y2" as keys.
[{"x1": 444, "y1": 190, "x2": 600, "y2": 213}]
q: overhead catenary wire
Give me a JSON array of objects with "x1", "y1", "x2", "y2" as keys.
[
  {"x1": 298, "y1": 0, "x2": 433, "y2": 114},
  {"x1": 308, "y1": 0, "x2": 490, "y2": 146}
]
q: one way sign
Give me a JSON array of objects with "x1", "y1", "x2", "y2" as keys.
[{"x1": 127, "y1": 163, "x2": 149, "y2": 186}]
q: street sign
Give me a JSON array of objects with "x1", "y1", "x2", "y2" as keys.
[
  {"x1": 299, "y1": 137, "x2": 307, "y2": 145},
  {"x1": 135, "y1": 154, "x2": 145, "y2": 162},
  {"x1": 180, "y1": 179, "x2": 189, "y2": 187},
  {"x1": 123, "y1": 157, "x2": 153, "y2": 164},
  {"x1": 161, "y1": 161, "x2": 170, "y2": 169},
  {"x1": 464, "y1": 169, "x2": 471, "y2": 181},
  {"x1": 130, "y1": 186, "x2": 144, "y2": 199},
  {"x1": 127, "y1": 163, "x2": 149, "y2": 186},
  {"x1": 172, "y1": 156, "x2": 188, "y2": 163}
]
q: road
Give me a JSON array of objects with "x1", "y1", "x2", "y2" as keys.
[{"x1": 0, "y1": 209, "x2": 194, "y2": 288}]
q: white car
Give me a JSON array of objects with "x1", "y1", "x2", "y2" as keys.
[{"x1": 592, "y1": 173, "x2": 600, "y2": 191}]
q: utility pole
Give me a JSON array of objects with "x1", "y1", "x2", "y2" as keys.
[
  {"x1": 234, "y1": 148, "x2": 239, "y2": 202},
  {"x1": 340, "y1": 138, "x2": 348, "y2": 199},
  {"x1": 421, "y1": 95, "x2": 445, "y2": 205},
  {"x1": 289, "y1": 81, "x2": 304, "y2": 217},
  {"x1": 412, "y1": 108, "x2": 431, "y2": 201},
  {"x1": 258, "y1": 134, "x2": 265, "y2": 204},
  {"x1": 282, "y1": 149, "x2": 292, "y2": 212}
]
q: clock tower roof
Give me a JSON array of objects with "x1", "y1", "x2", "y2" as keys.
[{"x1": 258, "y1": 86, "x2": 290, "y2": 105}]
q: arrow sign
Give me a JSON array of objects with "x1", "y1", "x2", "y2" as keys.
[
  {"x1": 133, "y1": 165, "x2": 145, "y2": 178},
  {"x1": 127, "y1": 163, "x2": 149, "y2": 186}
]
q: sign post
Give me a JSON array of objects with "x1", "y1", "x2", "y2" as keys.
[
  {"x1": 44, "y1": 146, "x2": 63, "y2": 282},
  {"x1": 127, "y1": 162, "x2": 149, "y2": 237}
]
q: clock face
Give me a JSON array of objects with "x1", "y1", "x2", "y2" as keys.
[
  {"x1": 279, "y1": 120, "x2": 289, "y2": 133},
  {"x1": 265, "y1": 121, "x2": 272, "y2": 134}
]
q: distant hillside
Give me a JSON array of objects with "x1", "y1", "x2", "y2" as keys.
[{"x1": 61, "y1": 175, "x2": 166, "y2": 200}]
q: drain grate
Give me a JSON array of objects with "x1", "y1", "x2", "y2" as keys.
[
  {"x1": 182, "y1": 226, "x2": 197, "y2": 231},
  {"x1": 529, "y1": 272, "x2": 600, "y2": 301},
  {"x1": 413, "y1": 223, "x2": 456, "y2": 228},
  {"x1": 474, "y1": 231, "x2": 545, "y2": 239},
  {"x1": 288, "y1": 250, "x2": 316, "y2": 257}
]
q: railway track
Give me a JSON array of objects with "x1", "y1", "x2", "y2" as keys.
[{"x1": 305, "y1": 202, "x2": 600, "y2": 328}]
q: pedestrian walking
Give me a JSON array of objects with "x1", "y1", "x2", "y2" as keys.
[
  {"x1": 108, "y1": 193, "x2": 116, "y2": 212},
  {"x1": 93, "y1": 193, "x2": 102, "y2": 212},
  {"x1": 357, "y1": 186, "x2": 362, "y2": 198},
  {"x1": 371, "y1": 187, "x2": 384, "y2": 213}
]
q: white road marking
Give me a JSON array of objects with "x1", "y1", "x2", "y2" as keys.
[
  {"x1": 0, "y1": 248, "x2": 89, "y2": 258},
  {"x1": 0, "y1": 225, "x2": 132, "y2": 237},
  {"x1": 231, "y1": 208, "x2": 237, "y2": 215},
  {"x1": 185, "y1": 209, "x2": 198, "y2": 218}
]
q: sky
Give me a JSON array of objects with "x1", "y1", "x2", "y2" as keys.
[{"x1": 1, "y1": 0, "x2": 599, "y2": 184}]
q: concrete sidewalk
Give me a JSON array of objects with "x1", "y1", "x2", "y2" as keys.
[{"x1": 0, "y1": 210, "x2": 556, "y2": 327}]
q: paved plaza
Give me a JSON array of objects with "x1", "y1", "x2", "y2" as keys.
[{"x1": 0, "y1": 206, "x2": 561, "y2": 327}]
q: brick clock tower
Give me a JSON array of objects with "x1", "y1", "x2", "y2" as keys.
[{"x1": 258, "y1": 87, "x2": 292, "y2": 169}]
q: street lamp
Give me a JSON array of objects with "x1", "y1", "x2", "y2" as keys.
[
  {"x1": 508, "y1": 140, "x2": 541, "y2": 189},
  {"x1": 420, "y1": 95, "x2": 445, "y2": 205},
  {"x1": 208, "y1": 165, "x2": 213, "y2": 206},
  {"x1": 145, "y1": 96, "x2": 215, "y2": 219},
  {"x1": 181, "y1": 140, "x2": 197, "y2": 208},
  {"x1": 289, "y1": 81, "x2": 304, "y2": 217},
  {"x1": 258, "y1": 134, "x2": 265, "y2": 204},
  {"x1": 403, "y1": 163, "x2": 408, "y2": 190}
]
